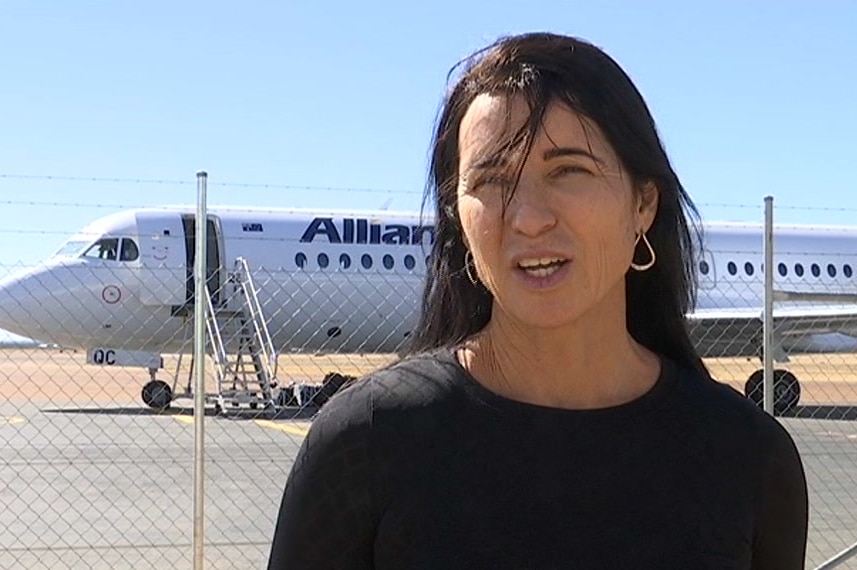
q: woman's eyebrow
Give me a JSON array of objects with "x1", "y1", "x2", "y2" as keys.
[
  {"x1": 543, "y1": 146, "x2": 606, "y2": 167},
  {"x1": 468, "y1": 146, "x2": 606, "y2": 172},
  {"x1": 470, "y1": 154, "x2": 508, "y2": 171}
]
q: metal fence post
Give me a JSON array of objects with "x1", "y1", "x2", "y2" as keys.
[
  {"x1": 763, "y1": 196, "x2": 774, "y2": 415},
  {"x1": 194, "y1": 170, "x2": 208, "y2": 568}
]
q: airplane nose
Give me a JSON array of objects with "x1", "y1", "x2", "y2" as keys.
[
  {"x1": 0, "y1": 269, "x2": 50, "y2": 344},
  {"x1": 0, "y1": 266, "x2": 82, "y2": 346}
]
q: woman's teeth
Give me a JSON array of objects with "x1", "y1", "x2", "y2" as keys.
[{"x1": 518, "y1": 258, "x2": 567, "y2": 277}]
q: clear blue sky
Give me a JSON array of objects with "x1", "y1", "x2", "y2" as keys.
[{"x1": 1, "y1": 0, "x2": 855, "y2": 273}]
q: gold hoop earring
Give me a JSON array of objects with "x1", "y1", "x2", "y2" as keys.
[
  {"x1": 464, "y1": 251, "x2": 479, "y2": 284},
  {"x1": 631, "y1": 232, "x2": 656, "y2": 271}
]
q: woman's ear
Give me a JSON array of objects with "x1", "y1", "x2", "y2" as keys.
[{"x1": 636, "y1": 181, "x2": 659, "y2": 232}]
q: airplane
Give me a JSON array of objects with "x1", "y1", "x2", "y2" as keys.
[{"x1": 0, "y1": 205, "x2": 855, "y2": 415}]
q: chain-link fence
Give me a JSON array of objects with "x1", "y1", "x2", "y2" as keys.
[
  {"x1": 1, "y1": 177, "x2": 856, "y2": 569},
  {"x1": 686, "y1": 212, "x2": 857, "y2": 569}
]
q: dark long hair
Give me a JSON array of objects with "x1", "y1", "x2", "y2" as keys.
[{"x1": 404, "y1": 32, "x2": 709, "y2": 377}]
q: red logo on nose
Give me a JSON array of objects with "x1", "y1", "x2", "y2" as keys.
[{"x1": 102, "y1": 285, "x2": 122, "y2": 304}]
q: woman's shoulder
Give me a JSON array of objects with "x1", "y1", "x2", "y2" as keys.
[
  {"x1": 670, "y1": 360, "x2": 801, "y2": 454},
  {"x1": 312, "y1": 348, "x2": 464, "y2": 424}
]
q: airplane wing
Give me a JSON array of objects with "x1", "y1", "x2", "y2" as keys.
[{"x1": 687, "y1": 301, "x2": 857, "y2": 358}]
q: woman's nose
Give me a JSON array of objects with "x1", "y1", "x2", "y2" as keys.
[{"x1": 507, "y1": 184, "x2": 557, "y2": 237}]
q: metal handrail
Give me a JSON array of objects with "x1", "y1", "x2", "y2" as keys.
[
  {"x1": 203, "y1": 287, "x2": 228, "y2": 391},
  {"x1": 234, "y1": 257, "x2": 277, "y2": 381}
]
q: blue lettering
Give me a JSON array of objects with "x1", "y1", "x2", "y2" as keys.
[
  {"x1": 93, "y1": 349, "x2": 116, "y2": 365},
  {"x1": 300, "y1": 217, "x2": 436, "y2": 246},
  {"x1": 382, "y1": 225, "x2": 411, "y2": 244},
  {"x1": 356, "y1": 219, "x2": 368, "y2": 244},
  {"x1": 300, "y1": 218, "x2": 341, "y2": 243},
  {"x1": 343, "y1": 218, "x2": 354, "y2": 243},
  {"x1": 412, "y1": 225, "x2": 435, "y2": 246}
]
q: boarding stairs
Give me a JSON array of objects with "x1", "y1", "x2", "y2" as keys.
[{"x1": 203, "y1": 257, "x2": 279, "y2": 413}]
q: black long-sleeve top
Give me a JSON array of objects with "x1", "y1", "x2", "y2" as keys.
[{"x1": 268, "y1": 348, "x2": 808, "y2": 569}]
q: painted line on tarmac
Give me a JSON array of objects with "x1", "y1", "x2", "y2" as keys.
[
  {"x1": 1, "y1": 416, "x2": 26, "y2": 425},
  {"x1": 816, "y1": 431, "x2": 857, "y2": 440},
  {"x1": 170, "y1": 416, "x2": 309, "y2": 438},
  {"x1": 254, "y1": 420, "x2": 309, "y2": 437}
]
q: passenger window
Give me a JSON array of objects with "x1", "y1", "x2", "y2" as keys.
[
  {"x1": 383, "y1": 254, "x2": 394, "y2": 270},
  {"x1": 83, "y1": 238, "x2": 120, "y2": 261},
  {"x1": 318, "y1": 253, "x2": 329, "y2": 269},
  {"x1": 361, "y1": 254, "x2": 373, "y2": 269},
  {"x1": 404, "y1": 255, "x2": 416, "y2": 270},
  {"x1": 339, "y1": 254, "x2": 351, "y2": 269},
  {"x1": 744, "y1": 262, "x2": 754, "y2": 276},
  {"x1": 811, "y1": 263, "x2": 820, "y2": 277},
  {"x1": 699, "y1": 260, "x2": 709, "y2": 275},
  {"x1": 845, "y1": 265, "x2": 854, "y2": 278},
  {"x1": 295, "y1": 253, "x2": 307, "y2": 269},
  {"x1": 778, "y1": 263, "x2": 787, "y2": 277},
  {"x1": 120, "y1": 239, "x2": 139, "y2": 262},
  {"x1": 794, "y1": 263, "x2": 804, "y2": 277},
  {"x1": 727, "y1": 261, "x2": 737, "y2": 276},
  {"x1": 828, "y1": 264, "x2": 837, "y2": 278}
]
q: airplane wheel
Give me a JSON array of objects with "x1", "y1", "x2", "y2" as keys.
[
  {"x1": 141, "y1": 380, "x2": 173, "y2": 411},
  {"x1": 311, "y1": 373, "x2": 356, "y2": 407},
  {"x1": 744, "y1": 369, "x2": 801, "y2": 416}
]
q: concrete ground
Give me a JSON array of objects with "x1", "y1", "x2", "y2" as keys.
[{"x1": 1, "y1": 348, "x2": 856, "y2": 569}]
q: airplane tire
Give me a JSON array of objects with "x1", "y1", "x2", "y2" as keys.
[
  {"x1": 141, "y1": 380, "x2": 173, "y2": 411},
  {"x1": 744, "y1": 369, "x2": 801, "y2": 416},
  {"x1": 311, "y1": 373, "x2": 356, "y2": 407}
]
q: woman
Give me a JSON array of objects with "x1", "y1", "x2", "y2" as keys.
[{"x1": 268, "y1": 32, "x2": 808, "y2": 569}]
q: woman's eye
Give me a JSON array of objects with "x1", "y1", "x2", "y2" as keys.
[
  {"x1": 554, "y1": 165, "x2": 592, "y2": 177},
  {"x1": 472, "y1": 175, "x2": 511, "y2": 190}
]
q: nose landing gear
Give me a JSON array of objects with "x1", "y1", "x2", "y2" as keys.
[
  {"x1": 141, "y1": 379, "x2": 173, "y2": 410},
  {"x1": 142, "y1": 365, "x2": 173, "y2": 411}
]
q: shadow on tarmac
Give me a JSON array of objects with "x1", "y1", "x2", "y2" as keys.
[
  {"x1": 40, "y1": 404, "x2": 320, "y2": 421},
  {"x1": 41, "y1": 404, "x2": 857, "y2": 421},
  {"x1": 787, "y1": 405, "x2": 857, "y2": 421}
]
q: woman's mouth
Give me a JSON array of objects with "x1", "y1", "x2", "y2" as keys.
[{"x1": 517, "y1": 257, "x2": 570, "y2": 278}]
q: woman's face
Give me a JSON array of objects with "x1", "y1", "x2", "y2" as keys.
[{"x1": 456, "y1": 93, "x2": 658, "y2": 330}]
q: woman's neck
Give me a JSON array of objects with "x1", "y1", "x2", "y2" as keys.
[{"x1": 458, "y1": 298, "x2": 661, "y2": 410}]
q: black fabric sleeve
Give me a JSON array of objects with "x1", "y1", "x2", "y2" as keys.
[
  {"x1": 267, "y1": 383, "x2": 375, "y2": 570},
  {"x1": 752, "y1": 418, "x2": 809, "y2": 570}
]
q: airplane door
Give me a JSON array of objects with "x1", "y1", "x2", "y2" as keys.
[
  {"x1": 181, "y1": 214, "x2": 224, "y2": 308},
  {"x1": 136, "y1": 212, "x2": 187, "y2": 306}
]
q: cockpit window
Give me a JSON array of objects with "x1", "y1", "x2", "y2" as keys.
[
  {"x1": 83, "y1": 238, "x2": 120, "y2": 261},
  {"x1": 120, "y1": 238, "x2": 139, "y2": 261},
  {"x1": 82, "y1": 238, "x2": 140, "y2": 262},
  {"x1": 54, "y1": 240, "x2": 90, "y2": 257}
]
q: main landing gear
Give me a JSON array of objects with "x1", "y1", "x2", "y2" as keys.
[
  {"x1": 743, "y1": 368, "x2": 801, "y2": 416},
  {"x1": 138, "y1": 365, "x2": 357, "y2": 413}
]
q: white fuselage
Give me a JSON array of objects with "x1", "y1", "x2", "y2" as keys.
[{"x1": 0, "y1": 207, "x2": 856, "y2": 357}]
